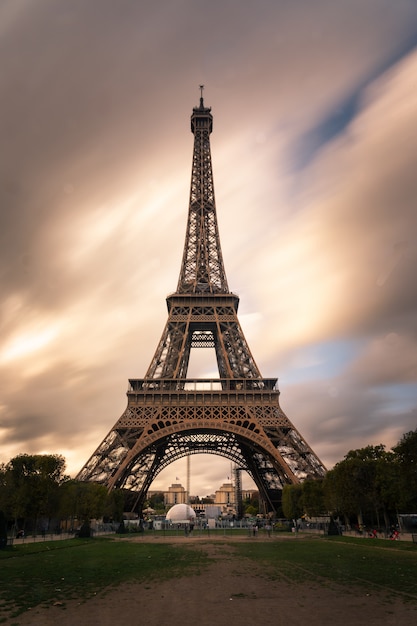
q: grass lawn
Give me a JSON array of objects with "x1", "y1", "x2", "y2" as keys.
[
  {"x1": 0, "y1": 534, "x2": 416, "y2": 621},
  {"x1": 234, "y1": 535, "x2": 417, "y2": 597},
  {"x1": 0, "y1": 537, "x2": 209, "y2": 621}
]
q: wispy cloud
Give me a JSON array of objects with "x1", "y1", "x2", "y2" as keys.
[{"x1": 1, "y1": 0, "x2": 416, "y2": 494}]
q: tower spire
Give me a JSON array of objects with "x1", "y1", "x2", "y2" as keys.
[
  {"x1": 143, "y1": 98, "x2": 260, "y2": 381},
  {"x1": 177, "y1": 89, "x2": 228, "y2": 294}
]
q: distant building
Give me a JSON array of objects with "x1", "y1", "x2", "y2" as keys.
[
  {"x1": 147, "y1": 483, "x2": 187, "y2": 506},
  {"x1": 165, "y1": 483, "x2": 187, "y2": 505},
  {"x1": 147, "y1": 483, "x2": 258, "y2": 516},
  {"x1": 215, "y1": 482, "x2": 235, "y2": 514},
  {"x1": 242, "y1": 489, "x2": 258, "y2": 501}
]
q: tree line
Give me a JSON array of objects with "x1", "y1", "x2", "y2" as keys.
[
  {"x1": 282, "y1": 429, "x2": 417, "y2": 530},
  {"x1": 1, "y1": 429, "x2": 416, "y2": 538},
  {"x1": 0, "y1": 454, "x2": 124, "y2": 538}
]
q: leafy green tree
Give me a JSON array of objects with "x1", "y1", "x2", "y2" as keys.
[
  {"x1": 0, "y1": 465, "x2": 9, "y2": 516},
  {"x1": 104, "y1": 489, "x2": 125, "y2": 522},
  {"x1": 324, "y1": 456, "x2": 369, "y2": 527},
  {"x1": 301, "y1": 479, "x2": 325, "y2": 517},
  {"x1": 324, "y1": 445, "x2": 399, "y2": 528},
  {"x1": 243, "y1": 492, "x2": 259, "y2": 516},
  {"x1": 245, "y1": 505, "x2": 257, "y2": 516},
  {"x1": 373, "y1": 450, "x2": 400, "y2": 526},
  {"x1": 147, "y1": 492, "x2": 165, "y2": 512},
  {"x1": 323, "y1": 468, "x2": 347, "y2": 521},
  {"x1": 0, "y1": 454, "x2": 67, "y2": 530},
  {"x1": 392, "y1": 429, "x2": 417, "y2": 511},
  {"x1": 282, "y1": 484, "x2": 303, "y2": 520},
  {"x1": 0, "y1": 510, "x2": 7, "y2": 549},
  {"x1": 59, "y1": 480, "x2": 109, "y2": 525},
  {"x1": 346, "y1": 445, "x2": 400, "y2": 527}
]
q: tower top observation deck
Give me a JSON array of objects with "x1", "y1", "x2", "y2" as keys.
[{"x1": 191, "y1": 87, "x2": 213, "y2": 133}]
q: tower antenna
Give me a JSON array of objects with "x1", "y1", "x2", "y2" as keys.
[{"x1": 187, "y1": 455, "x2": 190, "y2": 505}]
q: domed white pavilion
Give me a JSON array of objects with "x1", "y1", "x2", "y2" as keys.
[{"x1": 166, "y1": 503, "x2": 196, "y2": 524}]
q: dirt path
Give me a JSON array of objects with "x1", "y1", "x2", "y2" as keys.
[{"x1": 9, "y1": 536, "x2": 417, "y2": 626}]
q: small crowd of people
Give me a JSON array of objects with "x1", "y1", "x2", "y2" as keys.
[
  {"x1": 368, "y1": 526, "x2": 399, "y2": 540},
  {"x1": 250, "y1": 523, "x2": 272, "y2": 537}
]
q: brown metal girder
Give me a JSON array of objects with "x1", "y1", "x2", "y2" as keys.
[
  {"x1": 148, "y1": 432, "x2": 249, "y2": 476},
  {"x1": 240, "y1": 451, "x2": 280, "y2": 509},
  {"x1": 214, "y1": 316, "x2": 235, "y2": 378},
  {"x1": 106, "y1": 417, "x2": 299, "y2": 491}
]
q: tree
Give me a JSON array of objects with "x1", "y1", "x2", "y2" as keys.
[
  {"x1": 392, "y1": 429, "x2": 417, "y2": 511},
  {"x1": 59, "y1": 480, "x2": 109, "y2": 525},
  {"x1": 0, "y1": 510, "x2": 7, "y2": 549},
  {"x1": 282, "y1": 484, "x2": 303, "y2": 520},
  {"x1": 147, "y1": 492, "x2": 165, "y2": 512},
  {"x1": 301, "y1": 479, "x2": 325, "y2": 517},
  {"x1": 104, "y1": 489, "x2": 125, "y2": 522},
  {"x1": 245, "y1": 505, "x2": 257, "y2": 517},
  {"x1": 323, "y1": 468, "x2": 348, "y2": 521},
  {"x1": 323, "y1": 445, "x2": 399, "y2": 529},
  {"x1": 0, "y1": 454, "x2": 67, "y2": 531},
  {"x1": 243, "y1": 492, "x2": 259, "y2": 516}
]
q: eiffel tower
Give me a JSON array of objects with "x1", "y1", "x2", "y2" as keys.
[{"x1": 77, "y1": 89, "x2": 326, "y2": 514}]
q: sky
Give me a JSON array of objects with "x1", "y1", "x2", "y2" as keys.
[{"x1": 1, "y1": 0, "x2": 417, "y2": 498}]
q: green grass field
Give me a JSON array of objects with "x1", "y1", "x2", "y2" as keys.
[
  {"x1": 0, "y1": 537, "x2": 209, "y2": 621},
  {"x1": 0, "y1": 534, "x2": 416, "y2": 621},
  {"x1": 235, "y1": 535, "x2": 417, "y2": 595}
]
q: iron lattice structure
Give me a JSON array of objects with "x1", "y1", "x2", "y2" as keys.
[{"x1": 77, "y1": 94, "x2": 326, "y2": 513}]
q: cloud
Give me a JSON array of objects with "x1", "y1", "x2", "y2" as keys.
[{"x1": 1, "y1": 1, "x2": 417, "y2": 494}]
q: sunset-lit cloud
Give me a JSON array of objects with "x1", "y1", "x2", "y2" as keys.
[{"x1": 1, "y1": 0, "x2": 416, "y2": 495}]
